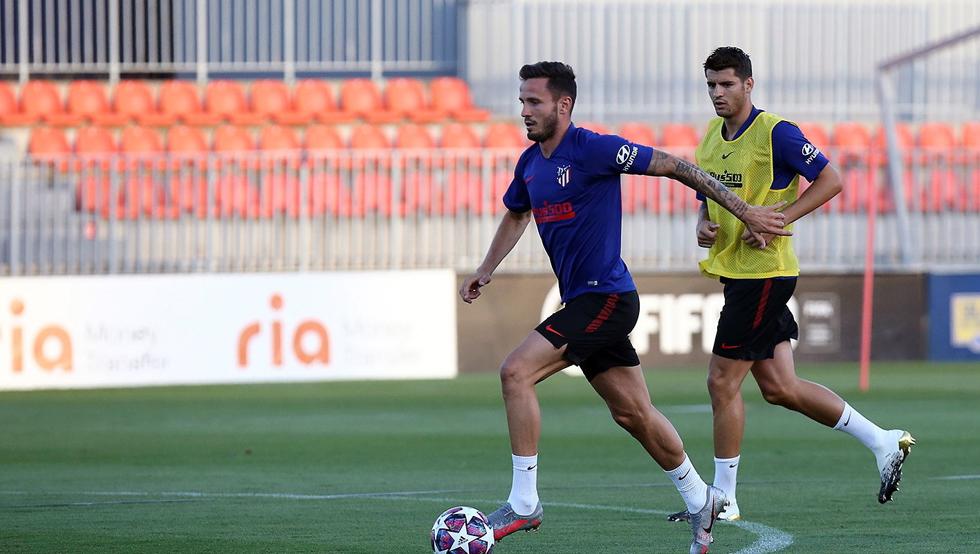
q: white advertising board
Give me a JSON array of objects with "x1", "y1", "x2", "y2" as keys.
[{"x1": 0, "y1": 270, "x2": 457, "y2": 390}]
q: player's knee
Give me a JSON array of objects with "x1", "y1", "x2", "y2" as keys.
[
  {"x1": 498, "y1": 359, "x2": 531, "y2": 391},
  {"x1": 707, "y1": 370, "x2": 739, "y2": 401},
  {"x1": 759, "y1": 381, "x2": 795, "y2": 407},
  {"x1": 608, "y1": 403, "x2": 648, "y2": 434}
]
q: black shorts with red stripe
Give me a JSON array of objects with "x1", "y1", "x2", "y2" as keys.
[
  {"x1": 713, "y1": 276, "x2": 799, "y2": 361},
  {"x1": 535, "y1": 290, "x2": 641, "y2": 380}
]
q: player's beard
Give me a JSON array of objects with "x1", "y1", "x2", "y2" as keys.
[{"x1": 526, "y1": 107, "x2": 559, "y2": 143}]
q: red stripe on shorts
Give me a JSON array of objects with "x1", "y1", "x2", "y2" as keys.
[
  {"x1": 585, "y1": 293, "x2": 620, "y2": 333},
  {"x1": 752, "y1": 279, "x2": 773, "y2": 330}
]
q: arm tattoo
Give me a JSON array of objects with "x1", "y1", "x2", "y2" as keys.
[{"x1": 673, "y1": 159, "x2": 748, "y2": 219}]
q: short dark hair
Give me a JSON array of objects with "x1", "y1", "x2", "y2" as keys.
[
  {"x1": 519, "y1": 61, "x2": 577, "y2": 112},
  {"x1": 704, "y1": 47, "x2": 753, "y2": 80}
]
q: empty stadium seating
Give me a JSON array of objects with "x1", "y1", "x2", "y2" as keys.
[{"x1": 6, "y1": 79, "x2": 979, "y2": 219}]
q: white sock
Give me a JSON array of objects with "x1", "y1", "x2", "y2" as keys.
[
  {"x1": 833, "y1": 402, "x2": 886, "y2": 452},
  {"x1": 506, "y1": 454, "x2": 539, "y2": 515},
  {"x1": 713, "y1": 455, "x2": 740, "y2": 502},
  {"x1": 665, "y1": 455, "x2": 709, "y2": 514}
]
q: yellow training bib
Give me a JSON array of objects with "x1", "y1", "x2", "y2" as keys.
[{"x1": 695, "y1": 112, "x2": 800, "y2": 279}]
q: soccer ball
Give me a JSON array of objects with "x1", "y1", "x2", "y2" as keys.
[{"x1": 430, "y1": 505, "x2": 495, "y2": 554}]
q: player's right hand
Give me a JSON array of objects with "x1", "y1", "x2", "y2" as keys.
[
  {"x1": 697, "y1": 221, "x2": 720, "y2": 248},
  {"x1": 742, "y1": 201, "x2": 791, "y2": 245},
  {"x1": 459, "y1": 272, "x2": 492, "y2": 303}
]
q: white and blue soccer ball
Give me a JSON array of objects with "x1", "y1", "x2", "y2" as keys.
[{"x1": 430, "y1": 505, "x2": 495, "y2": 554}]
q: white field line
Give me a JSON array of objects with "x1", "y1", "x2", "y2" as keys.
[{"x1": 1, "y1": 487, "x2": 799, "y2": 553}]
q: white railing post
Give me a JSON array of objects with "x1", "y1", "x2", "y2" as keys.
[
  {"x1": 371, "y1": 0, "x2": 383, "y2": 81},
  {"x1": 17, "y1": 0, "x2": 28, "y2": 83},
  {"x1": 197, "y1": 0, "x2": 208, "y2": 85},
  {"x1": 109, "y1": 0, "x2": 120, "y2": 82},
  {"x1": 283, "y1": 0, "x2": 295, "y2": 84}
]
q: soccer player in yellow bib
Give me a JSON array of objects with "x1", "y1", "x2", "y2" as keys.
[{"x1": 668, "y1": 47, "x2": 915, "y2": 524}]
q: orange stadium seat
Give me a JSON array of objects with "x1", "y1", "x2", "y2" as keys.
[
  {"x1": 160, "y1": 80, "x2": 221, "y2": 126},
  {"x1": 831, "y1": 122, "x2": 872, "y2": 166},
  {"x1": 120, "y1": 126, "x2": 165, "y2": 170},
  {"x1": 350, "y1": 124, "x2": 391, "y2": 170},
  {"x1": 618, "y1": 122, "x2": 656, "y2": 146},
  {"x1": 259, "y1": 125, "x2": 301, "y2": 151},
  {"x1": 350, "y1": 124, "x2": 391, "y2": 150},
  {"x1": 213, "y1": 125, "x2": 255, "y2": 153},
  {"x1": 796, "y1": 122, "x2": 829, "y2": 150},
  {"x1": 113, "y1": 81, "x2": 173, "y2": 127},
  {"x1": 74, "y1": 126, "x2": 117, "y2": 157},
  {"x1": 440, "y1": 123, "x2": 483, "y2": 167},
  {"x1": 0, "y1": 82, "x2": 32, "y2": 125},
  {"x1": 258, "y1": 125, "x2": 302, "y2": 170},
  {"x1": 165, "y1": 125, "x2": 209, "y2": 170},
  {"x1": 962, "y1": 122, "x2": 980, "y2": 149},
  {"x1": 430, "y1": 77, "x2": 490, "y2": 122},
  {"x1": 66, "y1": 81, "x2": 128, "y2": 126},
  {"x1": 341, "y1": 78, "x2": 400, "y2": 124},
  {"x1": 384, "y1": 78, "x2": 444, "y2": 123},
  {"x1": 249, "y1": 80, "x2": 292, "y2": 122},
  {"x1": 395, "y1": 123, "x2": 436, "y2": 149},
  {"x1": 441, "y1": 123, "x2": 481, "y2": 149},
  {"x1": 660, "y1": 123, "x2": 700, "y2": 148},
  {"x1": 484, "y1": 123, "x2": 525, "y2": 149},
  {"x1": 293, "y1": 79, "x2": 353, "y2": 124},
  {"x1": 918, "y1": 122, "x2": 956, "y2": 152},
  {"x1": 20, "y1": 81, "x2": 76, "y2": 126},
  {"x1": 28, "y1": 127, "x2": 71, "y2": 158},
  {"x1": 120, "y1": 125, "x2": 164, "y2": 154},
  {"x1": 305, "y1": 124, "x2": 345, "y2": 150},
  {"x1": 205, "y1": 80, "x2": 264, "y2": 125}
]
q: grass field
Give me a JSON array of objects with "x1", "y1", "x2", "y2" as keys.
[{"x1": 2, "y1": 362, "x2": 978, "y2": 553}]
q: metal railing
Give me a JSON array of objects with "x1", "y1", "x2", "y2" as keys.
[
  {"x1": 0, "y1": 0, "x2": 459, "y2": 83},
  {"x1": 2, "y1": 147, "x2": 979, "y2": 276},
  {"x1": 464, "y1": 0, "x2": 980, "y2": 124}
]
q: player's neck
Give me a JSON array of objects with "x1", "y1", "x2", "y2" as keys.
[
  {"x1": 722, "y1": 103, "x2": 754, "y2": 140},
  {"x1": 538, "y1": 121, "x2": 571, "y2": 158}
]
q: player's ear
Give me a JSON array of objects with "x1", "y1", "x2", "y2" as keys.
[
  {"x1": 744, "y1": 76, "x2": 754, "y2": 94},
  {"x1": 559, "y1": 96, "x2": 572, "y2": 115}
]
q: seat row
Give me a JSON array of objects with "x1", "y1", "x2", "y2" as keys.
[
  {"x1": 67, "y1": 165, "x2": 980, "y2": 221},
  {"x1": 28, "y1": 123, "x2": 532, "y2": 158},
  {"x1": 23, "y1": 120, "x2": 980, "y2": 159},
  {"x1": 0, "y1": 77, "x2": 490, "y2": 127}
]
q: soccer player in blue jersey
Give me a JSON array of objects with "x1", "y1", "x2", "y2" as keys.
[
  {"x1": 666, "y1": 46, "x2": 914, "y2": 526},
  {"x1": 458, "y1": 61, "x2": 791, "y2": 554}
]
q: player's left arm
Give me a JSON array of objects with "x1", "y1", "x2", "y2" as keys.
[
  {"x1": 741, "y1": 122, "x2": 842, "y2": 247},
  {"x1": 781, "y1": 162, "x2": 842, "y2": 225}
]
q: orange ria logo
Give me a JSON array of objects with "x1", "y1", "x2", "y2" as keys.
[
  {"x1": 237, "y1": 294, "x2": 330, "y2": 368},
  {"x1": 6, "y1": 299, "x2": 73, "y2": 373}
]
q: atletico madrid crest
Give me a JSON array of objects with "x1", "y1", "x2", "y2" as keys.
[{"x1": 556, "y1": 165, "x2": 571, "y2": 187}]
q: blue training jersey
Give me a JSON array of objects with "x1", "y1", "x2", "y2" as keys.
[{"x1": 502, "y1": 123, "x2": 654, "y2": 303}]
